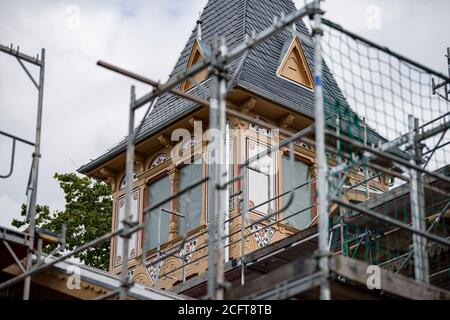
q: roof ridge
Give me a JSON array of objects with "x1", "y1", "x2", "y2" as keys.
[
  {"x1": 242, "y1": 0, "x2": 249, "y2": 38},
  {"x1": 228, "y1": 0, "x2": 250, "y2": 90}
]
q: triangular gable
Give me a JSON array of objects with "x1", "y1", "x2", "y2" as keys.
[
  {"x1": 181, "y1": 39, "x2": 209, "y2": 92},
  {"x1": 277, "y1": 36, "x2": 314, "y2": 89}
]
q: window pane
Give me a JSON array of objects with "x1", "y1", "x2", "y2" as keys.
[
  {"x1": 282, "y1": 156, "x2": 312, "y2": 230},
  {"x1": 114, "y1": 190, "x2": 140, "y2": 267},
  {"x1": 178, "y1": 164, "x2": 203, "y2": 233},
  {"x1": 248, "y1": 168, "x2": 271, "y2": 212},
  {"x1": 247, "y1": 139, "x2": 277, "y2": 215},
  {"x1": 206, "y1": 124, "x2": 233, "y2": 222},
  {"x1": 147, "y1": 176, "x2": 171, "y2": 249}
]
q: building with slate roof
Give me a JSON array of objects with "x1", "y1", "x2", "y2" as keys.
[
  {"x1": 74, "y1": 0, "x2": 450, "y2": 297},
  {"x1": 77, "y1": 0, "x2": 394, "y2": 290},
  {"x1": 1, "y1": 0, "x2": 449, "y2": 301},
  {"x1": 78, "y1": 0, "x2": 385, "y2": 178}
]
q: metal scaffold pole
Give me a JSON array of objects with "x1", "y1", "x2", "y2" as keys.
[
  {"x1": 312, "y1": 1, "x2": 330, "y2": 300},
  {"x1": 408, "y1": 115, "x2": 430, "y2": 283},
  {"x1": 23, "y1": 48, "x2": 45, "y2": 300},
  {"x1": 207, "y1": 37, "x2": 228, "y2": 300},
  {"x1": 206, "y1": 39, "x2": 219, "y2": 299},
  {"x1": 119, "y1": 85, "x2": 137, "y2": 300},
  {"x1": 215, "y1": 38, "x2": 228, "y2": 300}
]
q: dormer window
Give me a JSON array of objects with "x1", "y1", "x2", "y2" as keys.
[
  {"x1": 181, "y1": 39, "x2": 209, "y2": 92},
  {"x1": 277, "y1": 36, "x2": 314, "y2": 89}
]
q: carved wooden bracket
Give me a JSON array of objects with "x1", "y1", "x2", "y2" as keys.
[
  {"x1": 241, "y1": 97, "x2": 258, "y2": 114},
  {"x1": 168, "y1": 220, "x2": 178, "y2": 241},
  {"x1": 188, "y1": 117, "x2": 203, "y2": 130},
  {"x1": 230, "y1": 117, "x2": 247, "y2": 129},
  {"x1": 168, "y1": 166, "x2": 180, "y2": 184},
  {"x1": 310, "y1": 162, "x2": 318, "y2": 179},
  {"x1": 158, "y1": 134, "x2": 172, "y2": 150},
  {"x1": 99, "y1": 167, "x2": 117, "y2": 192},
  {"x1": 278, "y1": 113, "x2": 295, "y2": 129},
  {"x1": 134, "y1": 160, "x2": 145, "y2": 174}
]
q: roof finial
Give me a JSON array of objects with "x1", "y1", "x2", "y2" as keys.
[{"x1": 196, "y1": 14, "x2": 203, "y2": 41}]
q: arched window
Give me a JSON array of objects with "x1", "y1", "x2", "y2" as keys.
[
  {"x1": 150, "y1": 153, "x2": 168, "y2": 169},
  {"x1": 119, "y1": 171, "x2": 138, "y2": 190}
]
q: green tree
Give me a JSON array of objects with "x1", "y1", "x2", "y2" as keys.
[{"x1": 12, "y1": 173, "x2": 113, "y2": 270}]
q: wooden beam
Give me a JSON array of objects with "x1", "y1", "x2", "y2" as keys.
[
  {"x1": 226, "y1": 257, "x2": 319, "y2": 299},
  {"x1": 331, "y1": 255, "x2": 450, "y2": 300}
]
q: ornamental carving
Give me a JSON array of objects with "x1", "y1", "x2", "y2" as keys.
[
  {"x1": 296, "y1": 141, "x2": 312, "y2": 151},
  {"x1": 249, "y1": 123, "x2": 274, "y2": 138},
  {"x1": 147, "y1": 260, "x2": 163, "y2": 285},
  {"x1": 178, "y1": 239, "x2": 198, "y2": 264},
  {"x1": 252, "y1": 225, "x2": 275, "y2": 248},
  {"x1": 120, "y1": 171, "x2": 138, "y2": 190},
  {"x1": 150, "y1": 154, "x2": 168, "y2": 168}
]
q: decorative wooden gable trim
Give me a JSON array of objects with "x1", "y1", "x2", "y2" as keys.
[
  {"x1": 181, "y1": 39, "x2": 208, "y2": 92},
  {"x1": 277, "y1": 37, "x2": 314, "y2": 89}
]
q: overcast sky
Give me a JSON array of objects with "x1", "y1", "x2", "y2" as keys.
[{"x1": 1, "y1": 0, "x2": 449, "y2": 228}]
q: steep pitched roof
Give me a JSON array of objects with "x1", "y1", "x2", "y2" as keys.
[{"x1": 79, "y1": 0, "x2": 385, "y2": 174}]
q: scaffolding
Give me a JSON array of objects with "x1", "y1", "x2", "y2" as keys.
[
  {"x1": 0, "y1": 43, "x2": 54, "y2": 300},
  {"x1": 0, "y1": 0, "x2": 449, "y2": 300}
]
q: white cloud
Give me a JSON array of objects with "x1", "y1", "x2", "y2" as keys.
[
  {"x1": 0, "y1": 193, "x2": 22, "y2": 228},
  {"x1": 0, "y1": 0, "x2": 206, "y2": 224}
]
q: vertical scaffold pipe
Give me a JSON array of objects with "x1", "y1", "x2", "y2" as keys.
[
  {"x1": 119, "y1": 85, "x2": 136, "y2": 300},
  {"x1": 408, "y1": 115, "x2": 429, "y2": 283},
  {"x1": 207, "y1": 38, "x2": 220, "y2": 299},
  {"x1": 312, "y1": 1, "x2": 331, "y2": 300},
  {"x1": 23, "y1": 48, "x2": 45, "y2": 300},
  {"x1": 215, "y1": 38, "x2": 228, "y2": 300}
]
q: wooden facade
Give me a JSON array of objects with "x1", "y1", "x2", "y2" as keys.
[{"x1": 85, "y1": 86, "x2": 390, "y2": 291}]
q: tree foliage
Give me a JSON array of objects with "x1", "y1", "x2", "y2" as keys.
[{"x1": 12, "y1": 173, "x2": 112, "y2": 270}]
